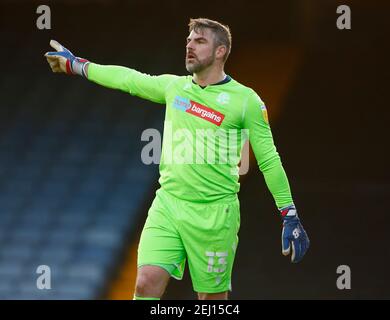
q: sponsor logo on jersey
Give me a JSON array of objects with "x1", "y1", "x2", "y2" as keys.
[
  {"x1": 173, "y1": 96, "x2": 225, "y2": 126},
  {"x1": 173, "y1": 96, "x2": 191, "y2": 111}
]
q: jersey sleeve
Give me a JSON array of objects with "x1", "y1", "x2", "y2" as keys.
[
  {"x1": 242, "y1": 91, "x2": 294, "y2": 209},
  {"x1": 87, "y1": 63, "x2": 178, "y2": 104}
]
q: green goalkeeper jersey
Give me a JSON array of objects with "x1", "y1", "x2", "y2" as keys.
[{"x1": 88, "y1": 64, "x2": 293, "y2": 208}]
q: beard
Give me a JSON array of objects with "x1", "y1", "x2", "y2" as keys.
[{"x1": 185, "y1": 52, "x2": 215, "y2": 73}]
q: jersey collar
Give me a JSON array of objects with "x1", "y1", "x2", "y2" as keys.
[{"x1": 192, "y1": 75, "x2": 232, "y2": 89}]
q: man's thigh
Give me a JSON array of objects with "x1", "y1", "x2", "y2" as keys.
[
  {"x1": 137, "y1": 190, "x2": 187, "y2": 280},
  {"x1": 180, "y1": 198, "x2": 241, "y2": 294}
]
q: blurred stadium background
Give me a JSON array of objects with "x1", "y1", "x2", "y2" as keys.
[{"x1": 0, "y1": 0, "x2": 388, "y2": 299}]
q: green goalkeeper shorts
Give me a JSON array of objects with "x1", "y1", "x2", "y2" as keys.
[{"x1": 137, "y1": 188, "x2": 241, "y2": 293}]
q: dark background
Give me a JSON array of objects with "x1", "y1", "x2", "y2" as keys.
[{"x1": 0, "y1": 0, "x2": 389, "y2": 299}]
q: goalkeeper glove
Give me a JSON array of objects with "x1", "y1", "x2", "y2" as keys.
[
  {"x1": 279, "y1": 205, "x2": 310, "y2": 263},
  {"x1": 44, "y1": 40, "x2": 89, "y2": 77}
]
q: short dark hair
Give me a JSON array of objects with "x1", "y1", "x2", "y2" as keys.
[{"x1": 188, "y1": 18, "x2": 232, "y2": 62}]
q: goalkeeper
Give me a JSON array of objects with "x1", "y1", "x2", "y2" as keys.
[{"x1": 45, "y1": 18, "x2": 309, "y2": 300}]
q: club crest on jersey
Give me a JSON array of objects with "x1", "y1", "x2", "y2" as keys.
[
  {"x1": 216, "y1": 92, "x2": 230, "y2": 105},
  {"x1": 173, "y1": 96, "x2": 225, "y2": 126},
  {"x1": 260, "y1": 104, "x2": 269, "y2": 124},
  {"x1": 183, "y1": 83, "x2": 192, "y2": 91}
]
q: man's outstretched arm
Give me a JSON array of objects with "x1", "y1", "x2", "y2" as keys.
[
  {"x1": 242, "y1": 91, "x2": 310, "y2": 263},
  {"x1": 44, "y1": 40, "x2": 178, "y2": 104}
]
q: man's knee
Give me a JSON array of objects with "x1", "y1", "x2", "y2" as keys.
[
  {"x1": 135, "y1": 265, "x2": 170, "y2": 298},
  {"x1": 135, "y1": 273, "x2": 155, "y2": 297},
  {"x1": 198, "y1": 291, "x2": 228, "y2": 300}
]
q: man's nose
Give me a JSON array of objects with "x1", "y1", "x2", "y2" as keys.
[{"x1": 186, "y1": 41, "x2": 194, "y2": 50}]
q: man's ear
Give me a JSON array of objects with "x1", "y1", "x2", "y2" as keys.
[{"x1": 215, "y1": 45, "x2": 227, "y2": 61}]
